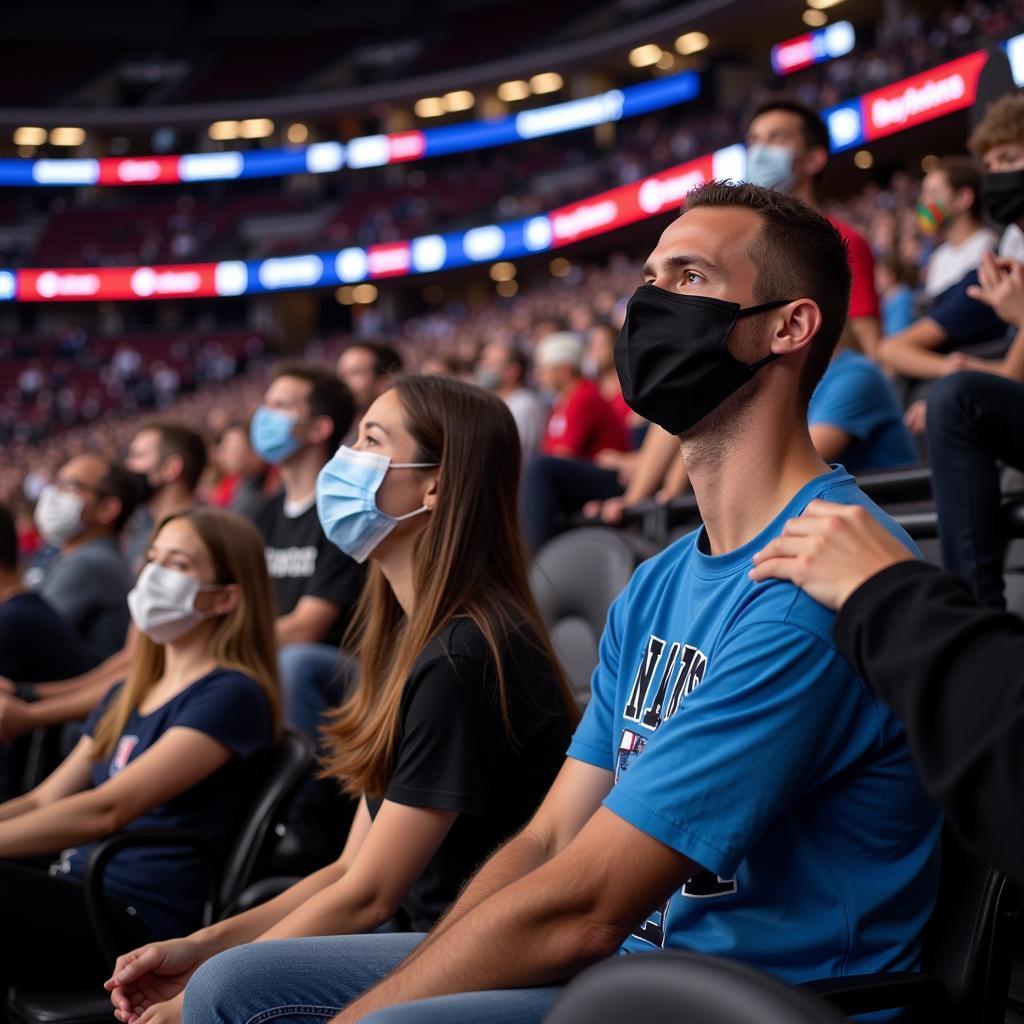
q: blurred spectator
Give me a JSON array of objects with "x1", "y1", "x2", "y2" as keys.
[
  {"x1": 33, "y1": 455, "x2": 138, "y2": 666},
  {"x1": 209, "y1": 422, "x2": 269, "y2": 522},
  {"x1": 918, "y1": 156, "x2": 996, "y2": 299},
  {"x1": 475, "y1": 341, "x2": 548, "y2": 460},
  {"x1": 876, "y1": 254, "x2": 917, "y2": 335},
  {"x1": 336, "y1": 342, "x2": 403, "y2": 424}
]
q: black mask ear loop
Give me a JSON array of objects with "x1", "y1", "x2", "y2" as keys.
[{"x1": 734, "y1": 298, "x2": 796, "y2": 371}]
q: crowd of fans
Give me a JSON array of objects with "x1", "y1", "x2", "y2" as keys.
[{"x1": 3, "y1": 20, "x2": 1024, "y2": 1021}]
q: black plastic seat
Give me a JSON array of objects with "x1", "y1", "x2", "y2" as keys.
[
  {"x1": 7, "y1": 728, "x2": 313, "y2": 1024},
  {"x1": 530, "y1": 527, "x2": 640, "y2": 705},
  {"x1": 545, "y1": 951, "x2": 844, "y2": 1023}
]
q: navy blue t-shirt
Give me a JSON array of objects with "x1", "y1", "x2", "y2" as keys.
[
  {"x1": 929, "y1": 271, "x2": 1007, "y2": 348},
  {"x1": 0, "y1": 592, "x2": 89, "y2": 683},
  {"x1": 808, "y1": 350, "x2": 917, "y2": 473},
  {"x1": 57, "y1": 668, "x2": 273, "y2": 937}
]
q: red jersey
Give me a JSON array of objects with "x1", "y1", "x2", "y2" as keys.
[
  {"x1": 828, "y1": 215, "x2": 880, "y2": 321},
  {"x1": 543, "y1": 378, "x2": 630, "y2": 460}
]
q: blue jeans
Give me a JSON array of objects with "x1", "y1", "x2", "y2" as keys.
[
  {"x1": 926, "y1": 372, "x2": 1024, "y2": 609},
  {"x1": 278, "y1": 644, "x2": 354, "y2": 752},
  {"x1": 181, "y1": 933, "x2": 563, "y2": 1024}
]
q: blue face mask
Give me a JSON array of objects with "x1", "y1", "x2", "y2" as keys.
[
  {"x1": 745, "y1": 144, "x2": 797, "y2": 192},
  {"x1": 316, "y1": 445, "x2": 439, "y2": 563},
  {"x1": 251, "y1": 406, "x2": 301, "y2": 465}
]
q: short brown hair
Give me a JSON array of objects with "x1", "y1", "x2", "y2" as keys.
[
  {"x1": 934, "y1": 155, "x2": 983, "y2": 219},
  {"x1": 969, "y1": 93, "x2": 1024, "y2": 158},
  {"x1": 271, "y1": 362, "x2": 355, "y2": 454},
  {"x1": 140, "y1": 420, "x2": 208, "y2": 493},
  {"x1": 684, "y1": 180, "x2": 852, "y2": 407}
]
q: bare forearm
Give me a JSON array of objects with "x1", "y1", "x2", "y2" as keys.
[
  {"x1": 36, "y1": 647, "x2": 130, "y2": 699},
  {"x1": 338, "y1": 865, "x2": 620, "y2": 1021},
  {"x1": 29, "y1": 678, "x2": 113, "y2": 729},
  {"x1": 0, "y1": 793, "x2": 39, "y2": 824},
  {"x1": 622, "y1": 428, "x2": 679, "y2": 504},
  {"x1": 194, "y1": 861, "x2": 345, "y2": 955},
  {"x1": 0, "y1": 789, "x2": 116, "y2": 858},
  {"x1": 880, "y1": 339, "x2": 949, "y2": 380}
]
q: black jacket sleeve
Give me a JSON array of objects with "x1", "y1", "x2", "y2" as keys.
[{"x1": 833, "y1": 560, "x2": 1024, "y2": 884}]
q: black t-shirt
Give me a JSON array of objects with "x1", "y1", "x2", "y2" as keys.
[
  {"x1": 253, "y1": 492, "x2": 365, "y2": 648},
  {"x1": 366, "y1": 617, "x2": 573, "y2": 931},
  {"x1": 0, "y1": 592, "x2": 90, "y2": 683}
]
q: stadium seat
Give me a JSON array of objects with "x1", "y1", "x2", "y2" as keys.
[
  {"x1": 6, "y1": 728, "x2": 313, "y2": 1024},
  {"x1": 544, "y1": 950, "x2": 845, "y2": 1024},
  {"x1": 530, "y1": 527, "x2": 640, "y2": 705},
  {"x1": 803, "y1": 829, "x2": 1022, "y2": 1022}
]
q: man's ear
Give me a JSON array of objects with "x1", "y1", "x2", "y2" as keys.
[
  {"x1": 769, "y1": 298, "x2": 822, "y2": 357},
  {"x1": 803, "y1": 146, "x2": 828, "y2": 180},
  {"x1": 160, "y1": 453, "x2": 184, "y2": 486},
  {"x1": 307, "y1": 414, "x2": 335, "y2": 448}
]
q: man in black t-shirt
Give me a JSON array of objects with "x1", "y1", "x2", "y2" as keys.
[{"x1": 249, "y1": 363, "x2": 363, "y2": 748}]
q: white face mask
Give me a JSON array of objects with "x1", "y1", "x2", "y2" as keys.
[
  {"x1": 34, "y1": 484, "x2": 86, "y2": 547},
  {"x1": 127, "y1": 562, "x2": 224, "y2": 644}
]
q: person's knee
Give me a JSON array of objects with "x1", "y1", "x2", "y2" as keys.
[
  {"x1": 182, "y1": 946, "x2": 255, "y2": 1024},
  {"x1": 925, "y1": 372, "x2": 985, "y2": 444}
]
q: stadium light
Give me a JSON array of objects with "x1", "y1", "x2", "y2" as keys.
[
  {"x1": 443, "y1": 90, "x2": 475, "y2": 112},
  {"x1": 414, "y1": 97, "x2": 446, "y2": 118},
  {"x1": 352, "y1": 283, "x2": 378, "y2": 303},
  {"x1": 335, "y1": 286, "x2": 354, "y2": 304},
  {"x1": 49, "y1": 127, "x2": 85, "y2": 146},
  {"x1": 675, "y1": 32, "x2": 709, "y2": 56},
  {"x1": 807, "y1": 0, "x2": 846, "y2": 8},
  {"x1": 497, "y1": 80, "x2": 530, "y2": 102},
  {"x1": 549, "y1": 257, "x2": 571, "y2": 277},
  {"x1": 209, "y1": 120, "x2": 241, "y2": 140},
  {"x1": 854, "y1": 149, "x2": 873, "y2": 169},
  {"x1": 496, "y1": 279, "x2": 518, "y2": 297},
  {"x1": 921, "y1": 154, "x2": 939, "y2": 172},
  {"x1": 656, "y1": 52, "x2": 676, "y2": 70},
  {"x1": 239, "y1": 118, "x2": 274, "y2": 139},
  {"x1": 286, "y1": 123, "x2": 309, "y2": 144},
  {"x1": 629, "y1": 44, "x2": 663, "y2": 68},
  {"x1": 803, "y1": 9, "x2": 828, "y2": 27},
  {"x1": 13, "y1": 127, "x2": 47, "y2": 146},
  {"x1": 529, "y1": 72, "x2": 564, "y2": 94},
  {"x1": 489, "y1": 261, "x2": 516, "y2": 281}
]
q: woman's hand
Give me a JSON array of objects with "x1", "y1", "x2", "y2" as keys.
[
  {"x1": 106, "y1": 939, "x2": 204, "y2": 1024},
  {"x1": 749, "y1": 500, "x2": 914, "y2": 610},
  {"x1": 117, "y1": 993, "x2": 186, "y2": 1024}
]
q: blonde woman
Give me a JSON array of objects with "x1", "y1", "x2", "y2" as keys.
[{"x1": 0, "y1": 508, "x2": 280, "y2": 992}]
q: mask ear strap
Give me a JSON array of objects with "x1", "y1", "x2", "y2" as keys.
[{"x1": 737, "y1": 298, "x2": 795, "y2": 317}]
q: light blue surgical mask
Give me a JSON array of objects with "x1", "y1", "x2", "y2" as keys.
[
  {"x1": 316, "y1": 445, "x2": 439, "y2": 563},
  {"x1": 745, "y1": 144, "x2": 797, "y2": 192},
  {"x1": 251, "y1": 405, "x2": 301, "y2": 465}
]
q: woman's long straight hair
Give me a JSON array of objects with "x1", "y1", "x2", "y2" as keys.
[
  {"x1": 322, "y1": 375, "x2": 578, "y2": 798},
  {"x1": 92, "y1": 508, "x2": 282, "y2": 760}
]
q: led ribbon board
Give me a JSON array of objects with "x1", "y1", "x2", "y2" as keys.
[
  {"x1": 5, "y1": 35, "x2": 1023, "y2": 302},
  {"x1": 0, "y1": 71, "x2": 700, "y2": 187}
]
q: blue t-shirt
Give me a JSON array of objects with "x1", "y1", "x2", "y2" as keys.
[
  {"x1": 568, "y1": 468, "x2": 941, "y2": 989},
  {"x1": 59, "y1": 668, "x2": 273, "y2": 937},
  {"x1": 882, "y1": 285, "x2": 914, "y2": 335},
  {"x1": 808, "y1": 350, "x2": 917, "y2": 473}
]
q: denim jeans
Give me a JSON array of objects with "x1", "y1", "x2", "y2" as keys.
[
  {"x1": 926, "y1": 372, "x2": 1024, "y2": 609},
  {"x1": 278, "y1": 644, "x2": 354, "y2": 752},
  {"x1": 520, "y1": 455, "x2": 623, "y2": 553},
  {"x1": 181, "y1": 933, "x2": 563, "y2": 1024}
]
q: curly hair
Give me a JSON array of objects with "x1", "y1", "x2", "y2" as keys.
[{"x1": 969, "y1": 93, "x2": 1024, "y2": 158}]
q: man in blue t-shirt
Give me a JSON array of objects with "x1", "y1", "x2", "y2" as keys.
[
  {"x1": 808, "y1": 347, "x2": 917, "y2": 472},
  {"x1": 178, "y1": 183, "x2": 941, "y2": 1024}
]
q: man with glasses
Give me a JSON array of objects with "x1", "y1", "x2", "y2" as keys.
[{"x1": 33, "y1": 455, "x2": 139, "y2": 666}]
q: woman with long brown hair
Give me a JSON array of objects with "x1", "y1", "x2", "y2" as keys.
[
  {"x1": 108, "y1": 376, "x2": 577, "y2": 1024},
  {"x1": 0, "y1": 507, "x2": 280, "y2": 993}
]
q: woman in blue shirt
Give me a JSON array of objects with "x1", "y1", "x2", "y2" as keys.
[{"x1": 0, "y1": 507, "x2": 280, "y2": 991}]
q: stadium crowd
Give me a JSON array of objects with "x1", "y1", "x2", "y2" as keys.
[{"x1": 2, "y1": 14, "x2": 1024, "y2": 1024}]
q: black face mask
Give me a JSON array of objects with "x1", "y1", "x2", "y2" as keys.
[
  {"x1": 980, "y1": 168, "x2": 1024, "y2": 226},
  {"x1": 129, "y1": 469, "x2": 158, "y2": 504},
  {"x1": 614, "y1": 284, "x2": 793, "y2": 435}
]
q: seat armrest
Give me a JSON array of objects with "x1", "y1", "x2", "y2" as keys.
[
  {"x1": 801, "y1": 971, "x2": 952, "y2": 1016},
  {"x1": 84, "y1": 829, "x2": 220, "y2": 966}
]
